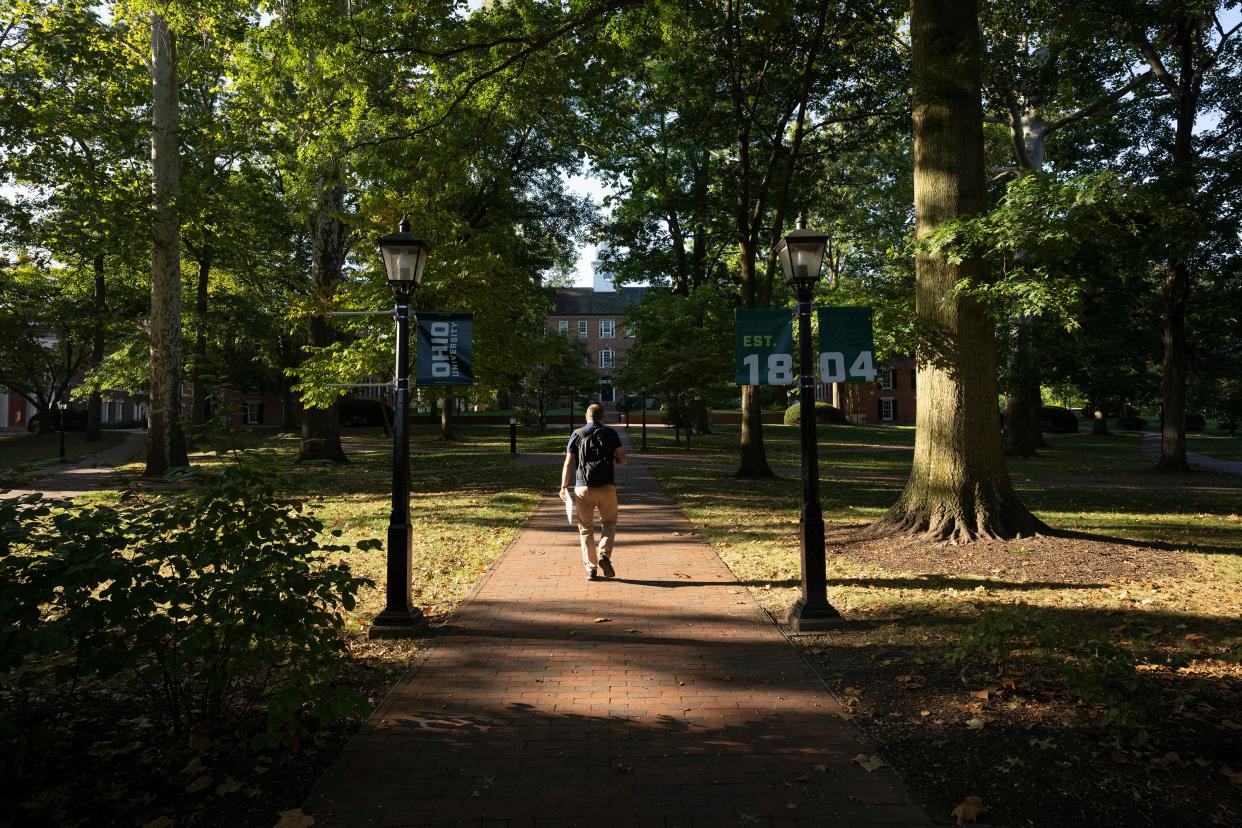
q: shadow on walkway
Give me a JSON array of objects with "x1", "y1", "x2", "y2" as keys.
[{"x1": 305, "y1": 429, "x2": 931, "y2": 826}]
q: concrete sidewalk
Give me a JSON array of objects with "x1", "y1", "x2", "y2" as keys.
[
  {"x1": 1141, "y1": 432, "x2": 1242, "y2": 475},
  {"x1": 1, "y1": 429, "x2": 146, "y2": 500},
  {"x1": 305, "y1": 437, "x2": 930, "y2": 826}
]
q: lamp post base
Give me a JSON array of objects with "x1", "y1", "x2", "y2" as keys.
[
  {"x1": 785, "y1": 596, "x2": 842, "y2": 634},
  {"x1": 368, "y1": 607, "x2": 428, "y2": 640}
]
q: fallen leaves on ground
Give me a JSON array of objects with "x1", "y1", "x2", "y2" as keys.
[
  {"x1": 274, "y1": 809, "x2": 316, "y2": 828},
  {"x1": 852, "y1": 753, "x2": 888, "y2": 772},
  {"x1": 592, "y1": 617, "x2": 611, "y2": 623},
  {"x1": 951, "y1": 795, "x2": 988, "y2": 825}
]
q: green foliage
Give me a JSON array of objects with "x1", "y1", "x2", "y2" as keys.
[
  {"x1": 0, "y1": 457, "x2": 375, "y2": 748},
  {"x1": 924, "y1": 172, "x2": 1163, "y2": 324},
  {"x1": 783, "y1": 401, "x2": 847, "y2": 426},
  {"x1": 616, "y1": 286, "x2": 734, "y2": 418}
]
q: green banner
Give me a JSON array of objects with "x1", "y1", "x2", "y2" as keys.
[
  {"x1": 817, "y1": 307, "x2": 875, "y2": 383},
  {"x1": 734, "y1": 308, "x2": 795, "y2": 386},
  {"x1": 416, "y1": 312, "x2": 474, "y2": 386}
]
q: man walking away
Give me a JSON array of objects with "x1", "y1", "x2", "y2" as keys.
[{"x1": 560, "y1": 403, "x2": 628, "y2": 580}]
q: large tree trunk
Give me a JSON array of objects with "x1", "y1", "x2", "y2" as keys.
[
  {"x1": 190, "y1": 246, "x2": 212, "y2": 426},
  {"x1": 736, "y1": 384, "x2": 773, "y2": 477},
  {"x1": 1157, "y1": 260, "x2": 1190, "y2": 469},
  {"x1": 1002, "y1": 313, "x2": 1037, "y2": 457},
  {"x1": 1153, "y1": 17, "x2": 1201, "y2": 471},
  {"x1": 86, "y1": 252, "x2": 106, "y2": 442},
  {"x1": 144, "y1": 13, "x2": 188, "y2": 477},
  {"x1": 735, "y1": 239, "x2": 774, "y2": 477},
  {"x1": 868, "y1": 0, "x2": 1044, "y2": 542},
  {"x1": 1091, "y1": 405, "x2": 1109, "y2": 435},
  {"x1": 298, "y1": 165, "x2": 348, "y2": 463}
]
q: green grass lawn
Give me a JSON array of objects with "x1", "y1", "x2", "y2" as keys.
[
  {"x1": 0, "y1": 430, "x2": 128, "y2": 480},
  {"x1": 1187, "y1": 433, "x2": 1242, "y2": 462},
  {"x1": 99, "y1": 424, "x2": 566, "y2": 628}
]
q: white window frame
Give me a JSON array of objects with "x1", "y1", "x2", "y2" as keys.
[
  {"x1": 880, "y1": 367, "x2": 896, "y2": 390},
  {"x1": 578, "y1": 320, "x2": 588, "y2": 338},
  {"x1": 599, "y1": 348, "x2": 614, "y2": 369},
  {"x1": 558, "y1": 320, "x2": 569, "y2": 334},
  {"x1": 245, "y1": 400, "x2": 262, "y2": 426},
  {"x1": 599, "y1": 319, "x2": 615, "y2": 339},
  {"x1": 880, "y1": 398, "x2": 896, "y2": 422},
  {"x1": 624, "y1": 324, "x2": 635, "y2": 338}
]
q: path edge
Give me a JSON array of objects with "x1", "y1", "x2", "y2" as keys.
[{"x1": 301, "y1": 486, "x2": 553, "y2": 812}]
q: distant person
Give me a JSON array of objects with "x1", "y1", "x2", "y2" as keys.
[{"x1": 560, "y1": 403, "x2": 628, "y2": 581}]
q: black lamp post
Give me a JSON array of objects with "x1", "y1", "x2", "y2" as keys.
[
  {"x1": 57, "y1": 398, "x2": 67, "y2": 463},
  {"x1": 371, "y1": 218, "x2": 430, "y2": 638},
  {"x1": 776, "y1": 215, "x2": 840, "y2": 632},
  {"x1": 641, "y1": 389, "x2": 647, "y2": 451}
]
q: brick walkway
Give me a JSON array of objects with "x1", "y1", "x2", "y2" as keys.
[{"x1": 306, "y1": 437, "x2": 930, "y2": 826}]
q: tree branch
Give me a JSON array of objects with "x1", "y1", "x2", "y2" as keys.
[
  {"x1": 345, "y1": 0, "x2": 634, "y2": 153},
  {"x1": 1135, "y1": 32, "x2": 1178, "y2": 97},
  {"x1": 1042, "y1": 70, "x2": 1154, "y2": 136}
]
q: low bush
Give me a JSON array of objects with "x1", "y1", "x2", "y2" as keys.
[
  {"x1": 1185, "y1": 412, "x2": 1206, "y2": 431},
  {"x1": 513, "y1": 405, "x2": 540, "y2": 427},
  {"x1": 0, "y1": 457, "x2": 376, "y2": 756},
  {"x1": 1116, "y1": 415, "x2": 1148, "y2": 431},
  {"x1": 1039, "y1": 406, "x2": 1079, "y2": 433},
  {"x1": 783, "y1": 401, "x2": 848, "y2": 426}
]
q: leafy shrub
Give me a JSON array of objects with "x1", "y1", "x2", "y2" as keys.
[
  {"x1": 783, "y1": 401, "x2": 848, "y2": 426},
  {"x1": 1039, "y1": 406, "x2": 1079, "y2": 433},
  {"x1": 0, "y1": 458, "x2": 376, "y2": 749},
  {"x1": 1185, "y1": 412, "x2": 1206, "y2": 431},
  {"x1": 1116, "y1": 415, "x2": 1147, "y2": 431}
]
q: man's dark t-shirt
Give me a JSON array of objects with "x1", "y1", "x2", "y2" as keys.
[{"x1": 566, "y1": 423, "x2": 623, "y2": 487}]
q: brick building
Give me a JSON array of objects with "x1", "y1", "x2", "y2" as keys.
[
  {"x1": 818, "y1": 355, "x2": 917, "y2": 426},
  {"x1": 546, "y1": 285, "x2": 648, "y2": 403}
]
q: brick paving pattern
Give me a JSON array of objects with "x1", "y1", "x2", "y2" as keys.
[{"x1": 306, "y1": 436, "x2": 931, "y2": 826}]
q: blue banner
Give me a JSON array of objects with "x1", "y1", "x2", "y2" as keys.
[{"x1": 416, "y1": 312, "x2": 474, "y2": 386}]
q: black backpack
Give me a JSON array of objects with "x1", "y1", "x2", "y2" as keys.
[{"x1": 577, "y1": 427, "x2": 614, "y2": 486}]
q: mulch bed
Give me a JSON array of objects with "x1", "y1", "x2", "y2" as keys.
[
  {"x1": 826, "y1": 524, "x2": 1194, "y2": 585},
  {"x1": 774, "y1": 529, "x2": 1242, "y2": 827}
]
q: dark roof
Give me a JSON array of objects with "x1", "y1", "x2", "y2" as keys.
[{"x1": 550, "y1": 287, "x2": 650, "y2": 316}]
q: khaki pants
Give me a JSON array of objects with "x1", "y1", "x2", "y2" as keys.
[{"x1": 573, "y1": 484, "x2": 618, "y2": 571}]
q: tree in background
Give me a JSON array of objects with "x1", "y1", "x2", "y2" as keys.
[
  {"x1": 521, "y1": 334, "x2": 597, "y2": 430},
  {"x1": 615, "y1": 287, "x2": 735, "y2": 441},
  {"x1": 0, "y1": 2, "x2": 149, "y2": 440}
]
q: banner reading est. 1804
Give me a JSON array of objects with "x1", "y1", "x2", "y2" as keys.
[{"x1": 416, "y1": 312, "x2": 474, "y2": 386}]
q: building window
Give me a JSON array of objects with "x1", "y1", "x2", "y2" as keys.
[
  {"x1": 880, "y1": 367, "x2": 896, "y2": 390},
  {"x1": 244, "y1": 400, "x2": 263, "y2": 425},
  {"x1": 880, "y1": 398, "x2": 896, "y2": 422},
  {"x1": 578, "y1": 320, "x2": 588, "y2": 338},
  {"x1": 558, "y1": 320, "x2": 569, "y2": 334},
  {"x1": 910, "y1": 367, "x2": 917, "y2": 391},
  {"x1": 599, "y1": 348, "x2": 614, "y2": 369},
  {"x1": 599, "y1": 319, "x2": 615, "y2": 338},
  {"x1": 624, "y1": 324, "x2": 635, "y2": 338}
]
